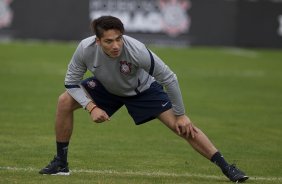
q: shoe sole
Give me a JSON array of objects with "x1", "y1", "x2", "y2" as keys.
[
  {"x1": 51, "y1": 172, "x2": 70, "y2": 176},
  {"x1": 40, "y1": 172, "x2": 70, "y2": 176},
  {"x1": 236, "y1": 176, "x2": 249, "y2": 183}
]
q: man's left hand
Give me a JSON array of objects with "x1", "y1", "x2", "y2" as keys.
[{"x1": 175, "y1": 115, "x2": 198, "y2": 139}]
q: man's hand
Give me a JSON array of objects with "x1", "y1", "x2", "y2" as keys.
[
  {"x1": 90, "y1": 107, "x2": 110, "y2": 123},
  {"x1": 86, "y1": 101, "x2": 110, "y2": 123},
  {"x1": 175, "y1": 115, "x2": 198, "y2": 138}
]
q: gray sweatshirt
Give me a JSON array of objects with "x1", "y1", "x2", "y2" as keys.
[{"x1": 65, "y1": 35, "x2": 185, "y2": 115}]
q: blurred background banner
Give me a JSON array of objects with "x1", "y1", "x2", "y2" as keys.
[
  {"x1": 0, "y1": 0, "x2": 14, "y2": 40},
  {"x1": 236, "y1": 0, "x2": 282, "y2": 48},
  {"x1": 89, "y1": 0, "x2": 192, "y2": 45},
  {"x1": 89, "y1": 0, "x2": 191, "y2": 37},
  {"x1": 1, "y1": 0, "x2": 282, "y2": 47}
]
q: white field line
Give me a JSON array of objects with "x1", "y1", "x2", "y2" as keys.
[
  {"x1": 221, "y1": 47, "x2": 259, "y2": 58},
  {"x1": 1, "y1": 166, "x2": 282, "y2": 182}
]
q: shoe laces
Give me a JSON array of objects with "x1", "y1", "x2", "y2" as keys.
[
  {"x1": 46, "y1": 156, "x2": 61, "y2": 167},
  {"x1": 229, "y1": 164, "x2": 240, "y2": 172},
  {"x1": 229, "y1": 164, "x2": 237, "y2": 169},
  {"x1": 223, "y1": 164, "x2": 237, "y2": 174}
]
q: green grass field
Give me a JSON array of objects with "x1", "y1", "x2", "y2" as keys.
[{"x1": 0, "y1": 41, "x2": 281, "y2": 184}]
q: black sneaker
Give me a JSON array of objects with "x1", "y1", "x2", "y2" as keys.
[
  {"x1": 223, "y1": 164, "x2": 249, "y2": 183},
  {"x1": 39, "y1": 156, "x2": 70, "y2": 175}
]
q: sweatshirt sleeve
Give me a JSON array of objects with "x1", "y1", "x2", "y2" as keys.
[
  {"x1": 140, "y1": 48, "x2": 186, "y2": 115},
  {"x1": 64, "y1": 42, "x2": 92, "y2": 108}
]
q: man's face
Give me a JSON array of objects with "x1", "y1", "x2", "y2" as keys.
[{"x1": 96, "y1": 29, "x2": 123, "y2": 58}]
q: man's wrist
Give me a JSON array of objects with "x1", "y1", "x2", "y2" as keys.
[{"x1": 86, "y1": 101, "x2": 97, "y2": 114}]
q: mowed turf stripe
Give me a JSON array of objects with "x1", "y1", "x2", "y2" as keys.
[{"x1": 1, "y1": 166, "x2": 281, "y2": 182}]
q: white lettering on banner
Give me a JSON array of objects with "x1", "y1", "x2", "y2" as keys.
[
  {"x1": 89, "y1": 11, "x2": 163, "y2": 32},
  {"x1": 89, "y1": 0, "x2": 191, "y2": 37},
  {"x1": 278, "y1": 15, "x2": 282, "y2": 36},
  {"x1": 0, "y1": 0, "x2": 13, "y2": 29}
]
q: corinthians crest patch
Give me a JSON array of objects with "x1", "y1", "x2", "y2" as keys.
[
  {"x1": 87, "y1": 80, "x2": 96, "y2": 89},
  {"x1": 120, "y1": 61, "x2": 132, "y2": 75}
]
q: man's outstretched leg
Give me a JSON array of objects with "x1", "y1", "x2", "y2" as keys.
[
  {"x1": 39, "y1": 91, "x2": 81, "y2": 175},
  {"x1": 158, "y1": 109, "x2": 249, "y2": 183}
]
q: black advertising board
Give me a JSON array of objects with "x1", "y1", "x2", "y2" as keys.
[
  {"x1": 236, "y1": 0, "x2": 282, "y2": 48},
  {"x1": 1, "y1": 0, "x2": 281, "y2": 48}
]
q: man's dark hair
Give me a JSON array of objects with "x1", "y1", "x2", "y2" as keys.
[{"x1": 91, "y1": 16, "x2": 125, "y2": 38}]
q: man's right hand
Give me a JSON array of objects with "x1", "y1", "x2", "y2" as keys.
[
  {"x1": 86, "y1": 101, "x2": 110, "y2": 123},
  {"x1": 90, "y1": 107, "x2": 110, "y2": 123}
]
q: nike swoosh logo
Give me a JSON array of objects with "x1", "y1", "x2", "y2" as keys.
[{"x1": 162, "y1": 102, "x2": 169, "y2": 107}]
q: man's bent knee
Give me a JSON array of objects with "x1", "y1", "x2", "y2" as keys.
[{"x1": 58, "y1": 91, "x2": 81, "y2": 111}]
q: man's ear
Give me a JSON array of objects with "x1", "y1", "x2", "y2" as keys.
[{"x1": 95, "y1": 38, "x2": 100, "y2": 45}]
